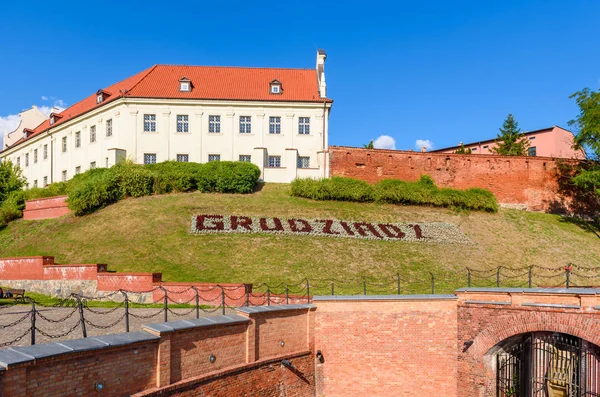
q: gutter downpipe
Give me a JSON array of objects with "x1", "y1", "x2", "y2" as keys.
[{"x1": 322, "y1": 100, "x2": 328, "y2": 178}]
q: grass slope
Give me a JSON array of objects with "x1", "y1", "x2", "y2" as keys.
[{"x1": 1, "y1": 184, "x2": 598, "y2": 293}]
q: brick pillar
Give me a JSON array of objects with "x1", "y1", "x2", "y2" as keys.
[
  {"x1": 239, "y1": 312, "x2": 256, "y2": 363},
  {"x1": 156, "y1": 334, "x2": 171, "y2": 387}
]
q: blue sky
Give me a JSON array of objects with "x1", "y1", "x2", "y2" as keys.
[{"x1": 1, "y1": 0, "x2": 599, "y2": 151}]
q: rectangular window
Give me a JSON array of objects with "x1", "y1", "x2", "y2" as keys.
[
  {"x1": 529, "y1": 136, "x2": 536, "y2": 140},
  {"x1": 472, "y1": 148, "x2": 477, "y2": 152},
  {"x1": 106, "y1": 119, "x2": 113, "y2": 137},
  {"x1": 239, "y1": 155, "x2": 251, "y2": 162},
  {"x1": 33, "y1": 180, "x2": 38, "y2": 188},
  {"x1": 43, "y1": 176, "x2": 48, "y2": 187},
  {"x1": 144, "y1": 153, "x2": 157, "y2": 165},
  {"x1": 209, "y1": 115, "x2": 221, "y2": 133},
  {"x1": 268, "y1": 155, "x2": 281, "y2": 168},
  {"x1": 528, "y1": 146, "x2": 537, "y2": 157},
  {"x1": 90, "y1": 161, "x2": 96, "y2": 169},
  {"x1": 297, "y1": 156, "x2": 310, "y2": 168},
  {"x1": 75, "y1": 131, "x2": 81, "y2": 148},
  {"x1": 16, "y1": 157, "x2": 20, "y2": 168},
  {"x1": 62, "y1": 136, "x2": 67, "y2": 152},
  {"x1": 143, "y1": 114, "x2": 156, "y2": 132},
  {"x1": 75, "y1": 166, "x2": 81, "y2": 175},
  {"x1": 34, "y1": 149, "x2": 38, "y2": 163},
  {"x1": 90, "y1": 126, "x2": 96, "y2": 143},
  {"x1": 269, "y1": 117, "x2": 281, "y2": 134},
  {"x1": 176, "y1": 115, "x2": 189, "y2": 133},
  {"x1": 61, "y1": 170, "x2": 67, "y2": 181},
  {"x1": 25, "y1": 153, "x2": 29, "y2": 167},
  {"x1": 298, "y1": 117, "x2": 310, "y2": 135},
  {"x1": 176, "y1": 154, "x2": 189, "y2": 162},
  {"x1": 239, "y1": 116, "x2": 251, "y2": 134},
  {"x1": 43, "y1": 144, "x2": 48, "y2": 160},
  {"x1": 208, "y1": 154, "x2": 220, "y2": 162}
]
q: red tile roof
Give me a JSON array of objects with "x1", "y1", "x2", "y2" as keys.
[{"x1": 5, "y1": 64, "x2": 330, "y2": 152}]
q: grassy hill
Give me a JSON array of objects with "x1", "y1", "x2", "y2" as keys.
[{"x1": 1, "y1": 184, "x2": 598, "y2": 293}]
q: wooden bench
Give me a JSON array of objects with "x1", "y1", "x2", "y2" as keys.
[{"x1": 0, "y1": 288, "x2": 25, "y2": 300}]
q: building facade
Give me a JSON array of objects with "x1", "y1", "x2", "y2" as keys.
[
  {"x1": 0, "y1": 51, "x2": 332, "y2": 186},
  {"x1": 2, "y1": 106, "x2": 48, "y2": 149},
  {"x1": 433, "y1": 126, "x2": 586, "y2": 159}
]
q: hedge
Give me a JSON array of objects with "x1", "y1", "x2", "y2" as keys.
[{"x1": 290, "y1": 175, "x2": 499, "y2": 212}]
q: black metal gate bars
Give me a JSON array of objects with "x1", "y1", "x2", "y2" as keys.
[{"x1": 497, "y1": 332, "x2": 600, "y2": 397}]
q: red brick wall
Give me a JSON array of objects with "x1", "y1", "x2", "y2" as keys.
[
  {"x1": 43, "y1": 264, "x2": 107, "y2": 280},
  {"x1": 329, "y1": 146, "x2": 574, "y2": 211},
  {"x1": 2, "y1": 342, "x2": 158, "y2": 397},
  {"x1": 97, "y1": 273, "x2": 162, "y2": 292},
  {"x1": 135, "y1": 352, "x2": 314, "y2": 397},
  {"x1": 23, "y1": 196, "x2": 71, "y2": 220},
  {"x1": 456, "y1": 290, "x2": 600, "y2": 396},
  {"x1": 314, "y1": 297, "x2": 458, "y2": 397},
  {"x1": 169, "y1": 323, "x2": 248, "y2": 382},
  {"x1": 0, "y1": 256, "x2": 53, "y2": 280}
]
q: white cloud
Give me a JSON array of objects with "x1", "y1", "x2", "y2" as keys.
[
  {"x1": 415, "y1": 139, "x2": 434, "y2": 151},
  {"x1": 41, "y1": 96, "x2": 48, "y2": 101},
  {"x1": 373, "y1": 135, "x2": 396, "y2": 150}
]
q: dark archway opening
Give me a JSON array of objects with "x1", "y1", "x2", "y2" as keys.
[{"x1": 496, "y1": 332, "x2": 600, "y2": 397}]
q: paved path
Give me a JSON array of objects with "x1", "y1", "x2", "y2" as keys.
[{"x1": 0, "y1": 305, "x2": 237, "y2": 348}]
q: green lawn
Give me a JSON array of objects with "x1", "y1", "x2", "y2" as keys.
[{"x1": 1, "y1": 184, "x2": 598, "y2": 294}]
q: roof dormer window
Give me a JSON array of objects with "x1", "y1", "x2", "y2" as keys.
[
  {"x1": 270, "y1": 80, "x2": 282, "y2": 94},
  {"x1": 96, "y1": 89, "x2": 110, "y2": 104},
  {"x1": 49, "y1": 112, "x2": 62, "y2": 126},
  {"x1": 179, "y1": 77, "x2": 192, "y2": 92},
  {"x1": 50, "y1": 116, "x2": 55, "y2": 125}
]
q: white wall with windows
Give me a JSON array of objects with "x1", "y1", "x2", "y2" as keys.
[{"x1": 1, "y1": 98, "x2": 330, "y2": 186}]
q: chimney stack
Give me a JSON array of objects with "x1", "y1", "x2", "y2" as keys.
[
  {"x1": 421, "y1": 146, "x2": 427, "y2": 153},
  {"x1": 316, "y1": 49, "x2": 327, "y2": 98}
]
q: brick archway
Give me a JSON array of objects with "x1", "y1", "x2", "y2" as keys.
[{"x1": 458, "y1": 307, "x2": 600, "y2": 397}]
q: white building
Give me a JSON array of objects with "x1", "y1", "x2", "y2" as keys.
[
  {"x1": 0, "y1": 50, "x2": 332, "y2": 187},
  {"x1": 3, "y1": 106, "x2": 48, "y2": 149}
]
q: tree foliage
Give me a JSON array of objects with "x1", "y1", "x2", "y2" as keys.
[
  {"x1": 363, "y1": 140, "x2": 374, "y2": 149},
  {"x1": 455, "y1": 143, "x2": 472, "y2": 154},
  {"x1": 490, "y1": 114, "x2": 530, "y2": 156},
  {"x1": 0, "y1": 160, "x2": 25, "y2": 203},
  {"x1": 568, "y1": 88, "x2": 600, "y2": 159}
]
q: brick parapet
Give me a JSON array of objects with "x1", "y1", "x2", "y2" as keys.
[{"x1": 23, "y1": 196, "x2": 71, "y2": 220}]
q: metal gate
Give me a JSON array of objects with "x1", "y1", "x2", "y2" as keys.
[{"x1": 497, "y1": 332, "x2": 600, "y2": 397}]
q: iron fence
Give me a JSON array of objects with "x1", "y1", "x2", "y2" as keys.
[{"x1": 1, "y1": 264, "x2": 599, "y2": 348}]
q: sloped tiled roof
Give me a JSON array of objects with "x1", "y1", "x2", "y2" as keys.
[{"x1": 5, "y1": 64, "x2": 330, "y2": 152}]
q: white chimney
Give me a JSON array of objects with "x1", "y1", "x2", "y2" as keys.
[{"x1": 316, "y1": 49, "x2": 327, "y2": 98}]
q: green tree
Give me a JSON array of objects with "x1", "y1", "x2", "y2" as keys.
[
  {"x1": 490, "y1": 114, "x2": 530, "y2": 156},
  {"x1": 455, "y1": 143, "x2": 472, "y2": 154},
  {"x1": 0, "y1": 160, "x2": 25, "y2": 203},
  {"x1": 568, "y1": 88, "x2": 600, "y2": 159},
  {"x1": 363, "y1": 140, "x2": 374, "y2": 149}
]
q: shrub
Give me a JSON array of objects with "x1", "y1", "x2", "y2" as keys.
[
  {"x1": 196, "y1": 161, "x2": 261, "y2": 193},
  {"x1": 0, "y1": 190, "x2": 26, "y2": 227},
  {"x1": 0, "y1": 160, "x2": 25, "y2": 203},
  {"x1": 292, "y1": 175, "x2": 498, "y2": 212},
  {"x1": 67, "y1": 170, "x2": 121, "y2": 215},
  {"x1": 112, "y1": 164, "x2": 154, "y2": 198},
  {"x1": 25, "y1": 182, "x2": 69, "y2": 200},
  {"x1": 291, "y1": 177, "x2": 375, "y2": 202}
]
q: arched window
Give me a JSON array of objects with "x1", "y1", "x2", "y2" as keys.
[{"x1": 496, "y1": 332, "x2": 600, "y2": 396}]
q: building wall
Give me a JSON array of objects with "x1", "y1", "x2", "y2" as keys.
[
  {"x1": 434, "y1": 126, "x2": 585, "y2": 159},
  {"x1": 0, "y1": 98, "x2": 330, "y2": 185},
  {"x1": 3, "y1": 106, "x2": 48, "y2": 149},
  {"x1": 313, "y1": 296, "x2": 459, "y2": 397},
  {"x1": 455, "y1": 288, "x2": 600, "y2": 397},
  {"x1": 0, "y1": 305, "x2": 316, "y2": 397},
  {"x1": 329, "y1": 146, "x2": 575, "y2": 210}
]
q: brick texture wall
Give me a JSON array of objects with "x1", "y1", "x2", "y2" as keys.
[
  {"x1": 314, "y1": 297, "x2": 458, "y2": 397},
  {"x1": 329, "y1": 146, "x2": 575, "y2": 211},
  {"x1": 23, "y1": 196, "x2": 71, "y2": 220},
  {"x1": 456, "y1": 289, "x2": 600, "y2": 396}
]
